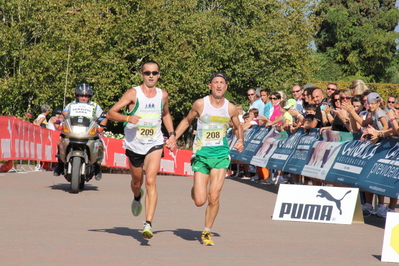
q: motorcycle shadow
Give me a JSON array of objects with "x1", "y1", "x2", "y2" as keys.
[{"x1": 49, "y1": 183, "x2": 99, "y2": 193}]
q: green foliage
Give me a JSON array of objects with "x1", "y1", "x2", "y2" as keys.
[
  {"x1": 312, "y1": 52, "x2": 344, "y2": 81},
  {"x1": 0, "y1": 0, "x2": 316, "y2": 129},
  {"x1": 314, "y1": 0, "x2": 399, "y2": 83}
]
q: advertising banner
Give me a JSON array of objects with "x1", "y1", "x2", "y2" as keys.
[
  {"x1": 273, "y1": 184, "x2": 363, "y2": 224},
  {"x1": 227, "y1": 124, "x2": 399, "y2": 199}
]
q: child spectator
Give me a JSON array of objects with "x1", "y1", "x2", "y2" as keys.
[
  {"x1": 278, "y1": 99, "x2": 295, "y2": 132},
  {"x1": 304, "y1": 104, "x2": 317, "y2": 116},
  {"x1": 242, "y1": 108, "x2": 259, "y2": 131}
]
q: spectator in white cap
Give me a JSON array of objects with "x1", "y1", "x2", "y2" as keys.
[{"x1": 344, "y1": 91, "x2": 394, "y2": 218}]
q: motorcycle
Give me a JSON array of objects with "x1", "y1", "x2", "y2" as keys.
[{"x1": 57, "y1": 104, "x2": 106, "y2": 193}]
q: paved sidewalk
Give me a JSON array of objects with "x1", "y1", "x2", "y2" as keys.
[{"x1": 0, "y1": 170, "x2": 390, "y2": 265}]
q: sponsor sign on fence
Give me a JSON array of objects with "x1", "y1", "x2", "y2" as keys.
[{"x1": 272, "y1": 184, "x2": 363, "y2": 224}]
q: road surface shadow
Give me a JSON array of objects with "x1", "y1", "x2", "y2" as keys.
[
  {"x1": 89, "y1": 227, "x2": 151, "y2": 246},
  {"x1": 49, "y1": 183, "x2": 99, "y2": 193},
  {"x1": 89, "y1": 227, "x2": 219, "y2": 245}
]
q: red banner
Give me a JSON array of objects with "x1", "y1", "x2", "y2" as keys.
[{"x1": 0, "y1": 116, "x2": 193, "y2": 176}]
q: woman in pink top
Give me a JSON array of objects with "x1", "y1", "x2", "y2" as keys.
[{"x1": 269, "y1": 92, "x2": 283, "y2": 125}]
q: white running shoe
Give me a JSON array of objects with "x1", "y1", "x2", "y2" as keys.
[
  {"x1": 131, "y1": 188, "x2": 144, "y2": 217},
  {"x1": 376, "y1": 204, "x2": 387, "y2": 218},
  {"x1": 275, "y1": 176, "x2": 285, "y2": 185},
  {"x1": 362, "y1": 203, "x2": 373, "y2": 214}
]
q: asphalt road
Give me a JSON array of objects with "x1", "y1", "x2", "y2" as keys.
[{"x1": 0, "y1": 169, "x2": 391, "y2": 265}]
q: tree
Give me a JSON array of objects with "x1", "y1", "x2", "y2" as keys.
[
  {"x1": 314, "y1": 0, "x2": 399, "y2": 83},
  {"x1": 0, "y1": 0, "x2": 316, "y2": 135}
]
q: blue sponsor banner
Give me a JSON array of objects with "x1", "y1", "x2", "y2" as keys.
[
  {"x1": 228, "y1": 126, "x2": 399, "y2": 198},
  {"x1": 356, "y1": 138, "x2": 399, "y2": 199},
  {"x1": 325, "y1": 139, "x2": 371, "y2": 187},
  {"x1": 302, "y1": 130, "x2": 353, "y2": 181},
  {"x1": 250, "y1": 127, "x2": 284, "y2": 167},
  {"x1": 233, "y1": 126, "x2": 270, "y2": 163},
  {"x1": 283, "y1": 128, "x2": 320, "y2": 175},
  {"x1": 264, "y1": 130, "x2": 291, "y2": 170}
]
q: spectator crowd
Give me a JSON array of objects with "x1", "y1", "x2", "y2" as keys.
[{"x1": 229, "y1": 80, "x2": 399, "y2": 219}]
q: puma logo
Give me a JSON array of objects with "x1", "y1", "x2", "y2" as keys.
[{"x1": 316, "y1": 189, "x2": 351, "y2": 215}]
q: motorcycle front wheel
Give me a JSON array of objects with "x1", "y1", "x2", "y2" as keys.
[{"x1": 70, "y1": 156, "x2": 82, "y2": 193}]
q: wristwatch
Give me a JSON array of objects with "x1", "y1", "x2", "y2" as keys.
[{"x1": 169, "y1": 132, "x2": 176, "y2": 136}]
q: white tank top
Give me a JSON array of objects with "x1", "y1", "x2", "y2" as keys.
[
  {"x1": 193, "y1": 96, "x2": 230, "y2": 157},
  {"x1": 124, "y1": 86, "x2": 164, "y2": 154}
]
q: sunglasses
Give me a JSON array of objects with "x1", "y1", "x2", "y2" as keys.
[
  {"x1": 333, "y1": 99, "x2": 339, "y2": 102},
  {"x1": 269, "y1": 97, "x2": 278, "y2": 100},
  {"x1": 292, "y1": 90, "x2": 301, "y2": 93},
  {"x1": 248, "y1": 93, "x2": 255, "y2": 96},
  {"x1": 142, "y1": 71, "x2": 159, "y2": 76},
  {"x1": 388, "y1": 101, "x2": 395, "y2": 104},
  {"x1": 341, "y1": 96, "x2": 351, "y2": 100},
  {"x1": 327, "y1": 87, "x2": 336, "y2": 91}
]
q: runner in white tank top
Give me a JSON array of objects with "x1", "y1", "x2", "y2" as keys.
[{"x1": 107, "y1": 61, "x2": 177, "y2": 240}]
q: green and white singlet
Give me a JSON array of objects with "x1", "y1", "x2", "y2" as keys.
[
  {"x1": 124, "y1": 86, "x2": 164, "y2": 155},
  {"x1": 193, "y1": 96, "x2": 230, "y2": 158}
]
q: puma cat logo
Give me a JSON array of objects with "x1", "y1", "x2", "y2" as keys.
[{"x1": 316, "y1": 189, "x2": 351, "y2": 215}]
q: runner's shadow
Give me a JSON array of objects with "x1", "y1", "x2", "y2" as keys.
[
  {"x1": 89, "y1": 227, "x2": 151, "y2": 246},
  {"x1": 49, "y1": 183, "x2": 99, "y2": 193},
  {"x1": 171, "y1": 228, "x2": 220, "y2": 244}
]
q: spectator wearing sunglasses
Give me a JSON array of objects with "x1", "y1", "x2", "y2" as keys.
[
  {"x1": 247, "y1": 88, "x2": 264, "y2": 116},
  {"x1": 323, "y1": 83, "x2": 338, "y2": 103},
  {"x1": 107, "y1": 60, "x2": 177, "y2": 240},
  {"x1": 321, "y1": 90, "x2": 351, "y2": 133},
  {"x1": 291, "y1": 84, "x2": 304, "y2": 107},
  {"x1": 385, "y1": 96, "x2": 396, "y2": 112}
]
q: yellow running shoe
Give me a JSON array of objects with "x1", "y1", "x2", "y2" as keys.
[
  {"x1": 201, "y1": 230, "x2": 214, "y2": 246},
  {"x1": 142, "y1": 222, "x2": 153, "y2": 239}
]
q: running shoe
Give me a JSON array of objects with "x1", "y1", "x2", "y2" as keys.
[
  {"x1": 275, "y1": 176, "x2": 285, "y2": 185},
  {"x1": 362, "y1": 203, "x2": 373, "y2": 214},
  {"x1": 264, "y1": 177, "x2": 275, "y2": 184},
  {"x1": 376, "y1": 204, "x2": 387, "y2": 218},
  {"x1": 201, "y1": 230, "x2": 214, "y2": 246},
  {"x1": 142, "y1": 222, "x2": 154, "y2": 239},
  {"x1": 94, "y1": 164, "x2": 102, "y2": 181},
  {"x1": 131, "y1": 188, "x2": 144, "y2": 217}
]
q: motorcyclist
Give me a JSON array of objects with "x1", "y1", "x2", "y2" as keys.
[{"x1": 53, "y1": 83, "x2": 107, "y2": 180}]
